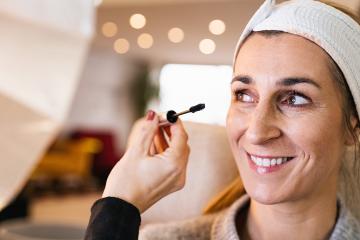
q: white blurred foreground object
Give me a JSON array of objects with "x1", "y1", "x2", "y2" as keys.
[{"x1": 0, "y1": 0, "x2": 94, "y2": 211}]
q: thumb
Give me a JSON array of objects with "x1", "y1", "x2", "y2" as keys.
[{"x1": 168, "y1": 118, "x2": 188, "y2": 154}]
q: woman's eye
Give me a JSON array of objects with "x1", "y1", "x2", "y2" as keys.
[
  {"x1": 281, "y1": 91, "x2": 311, "y2": 106},
  {"x1": 234, "y1": 90, "x2": 255, "y2": 103}
]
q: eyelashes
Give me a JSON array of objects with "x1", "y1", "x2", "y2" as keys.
[
  {"x1": 233, "y1": 89, "x2": 256, "y2": 103},
  {"x1": 232, "y1": 89, "x2": 312, "y2": 108},
  {"x1": 279, "y1": 90, "x2": 312, "y2": 107}
]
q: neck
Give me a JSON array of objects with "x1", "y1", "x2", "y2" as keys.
[{"x1": 242, "y1": 186, "x2": 338, "y2": 240}]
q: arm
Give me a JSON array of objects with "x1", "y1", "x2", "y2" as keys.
[
  {"x1": 85, "y1": 110, "x2": 190, "y2": 239},
  {"x1": 85, "y1": 198, "x2": 140, "y2": 240}
]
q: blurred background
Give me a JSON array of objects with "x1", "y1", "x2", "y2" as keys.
[{"x1": 0, "y1": 0, "x2": 359, "y2": 239}]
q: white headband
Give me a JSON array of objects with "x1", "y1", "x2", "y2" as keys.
[{"x1": 234, "y1": 0, "x2": 360, "y2": 118}]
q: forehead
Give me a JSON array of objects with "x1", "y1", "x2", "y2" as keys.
[{"x1": 234, "y1": 32, "x2": 332, "y2": 83}]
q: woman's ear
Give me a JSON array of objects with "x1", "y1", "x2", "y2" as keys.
[{"x1": 345, "y1": 115, "x2": 359, "y2": 146}]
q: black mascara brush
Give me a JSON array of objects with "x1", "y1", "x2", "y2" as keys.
[{"x1": 159, "y1": 103, "x2": 206, "y2": 127}]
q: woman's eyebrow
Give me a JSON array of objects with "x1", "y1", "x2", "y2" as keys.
[
  {"x1": 231, "y1": 75, "x2": 252, "y2": 84},
  {"x1": 278, "y1": 77, "x2": 321, "y2": 89},
  {"x1": 231, "y1": 75, "x2": 321, "y2": 89}
]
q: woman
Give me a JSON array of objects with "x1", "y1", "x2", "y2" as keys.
[{"x1": 85, "y1": 0, "x2": 360, "y2": 239}]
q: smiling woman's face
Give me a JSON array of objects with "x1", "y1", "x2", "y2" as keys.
[{"x1": 227, "y1": 32, "x2": 350, "y2": 204}]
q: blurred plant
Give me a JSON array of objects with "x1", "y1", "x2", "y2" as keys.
[{"x1": 129, "y1": 61, "x2": 159, "y2": 118}]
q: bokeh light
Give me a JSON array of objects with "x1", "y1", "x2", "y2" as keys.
[
  {"x1": 137, "y1": 33, "x2": 153, "y2": 49},
  {"x1": 199, "y1": 39, "x2": 216, "y2": 54},
  {"x1": 209, "y1": 19, "x2": 226, "y2": 35},
  {"x1": 130, "y1": 14, "x2": 146, "y2": 29},
  {"x1": 168, "y1": 27, "x2": 184, "y2": 43},
  {"x1": 94, "y1": 0, "x2": 103, "y2": 7},
  {"x1": 102, "y1": 22, "x2": 117, "y2": 38},
  {"x1": 113, "y1": 38, "x2": 130, "y2": 54}
]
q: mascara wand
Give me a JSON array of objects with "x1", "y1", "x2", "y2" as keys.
[{"x1": 159, "y1": 103, "x2": 206, "y2": 127}]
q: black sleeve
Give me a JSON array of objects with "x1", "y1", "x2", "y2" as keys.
[{"x1": 85, "y1": 197, "x2": 141, "y2": 240}]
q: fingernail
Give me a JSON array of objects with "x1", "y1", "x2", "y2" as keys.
[{"x1": 146, "y1": 110, "x2": 155, "y2": 121}]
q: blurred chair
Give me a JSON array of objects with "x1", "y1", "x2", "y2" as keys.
[
  {"x1": 31, "y1": 138, "x2": 101, "y2": 184},
  {"x1": 70, "y1": 129, "x2": 122, "y2": 184},
  {"x1": 141, "y1": 121, "x2": 240, "y2": 224}
]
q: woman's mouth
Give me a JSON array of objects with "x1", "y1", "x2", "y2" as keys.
[{"x1": 247, "y1": 153, "x2": 295, "y2": 174}]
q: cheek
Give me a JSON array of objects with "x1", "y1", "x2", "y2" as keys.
[
  {"x1": 289, "y1": 111, "x2": 344, "y2": 152},
  {"x1": 282, "y1": 110, "x2": 345, "y2": 176},
  {"x1": 286, "y1": 117, "x2": 324, "y2": 148},
  {"x1": 226, "y1": 106, "x2": 247, "y2": 145}
]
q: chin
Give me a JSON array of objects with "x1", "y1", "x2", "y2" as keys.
[
  {"x1": 248, "y1": 190, "x2": 283, "y2": 205},
  {"x1": 242, "y1": 180, "x2": 291, "y2": 205}
]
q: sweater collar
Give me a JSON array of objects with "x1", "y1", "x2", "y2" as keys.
[
  {"x1": 211, "y1": 194, "x2": 250, "y2": 240},
  {"x1": 210, "y1": 194, "x2": 360, "y2": 240}
]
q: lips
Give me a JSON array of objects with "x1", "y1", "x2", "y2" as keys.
[{"x1": 247, "y1": 153, "x2": 295, "y2": 174}]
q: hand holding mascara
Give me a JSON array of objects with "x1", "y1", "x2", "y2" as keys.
[{"x1": 103, "y1": 109, "x2": 190, "y2": 213}]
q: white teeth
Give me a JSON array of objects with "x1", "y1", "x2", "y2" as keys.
[
  {"x1": 256, "y1": 158, "x2": 262, "y2": 166},
  {"x1": 271, "y1": 159, "x2": 276, "y2": 166},
  {"x1": 263, "y1": 159, "x2": 270, "y2": 167},
  {"x1": 250, "y1": 155, "x2": 291, "y2": 168}
]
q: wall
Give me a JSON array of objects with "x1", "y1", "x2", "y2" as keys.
[{"x1": 65, "y1": 42, "x2": 139, "y2": 152}]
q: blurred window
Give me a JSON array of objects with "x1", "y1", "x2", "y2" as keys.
[{"x1": 154, "y1": 64, "x2": 232, "y2": 125}]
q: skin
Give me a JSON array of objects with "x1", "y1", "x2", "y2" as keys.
[{"x1": 227, "y1": 32, "x2": 354, "y2": 239}]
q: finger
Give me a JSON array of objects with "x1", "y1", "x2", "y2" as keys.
[
  {"x1": 129, "y1": 111, "x2": 159, "y2": 154},
  {"x1": 158, "y1": 112, "x2": 167, "y2": 122},
  {"x1": 163, "y1": 126, "x2": 172, "y2": 139},
  {"x1": 149, "y1": 142, "x2": 157, "y2": 156},
  {"x1": 154, "y1": 128, "x2": 169, "y2": 153},
  {"x1": 167, "y1": 119, "x2": 189, "y2": 155},
  {"x1": 157, "y1": 112, "x2": 172, "y2": 138},
  {"x1": 126, "y1": 117, "x2": 145, "y2": 149}
]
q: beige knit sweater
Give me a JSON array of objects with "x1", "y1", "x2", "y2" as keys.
[{"x1": 139, "y1": 195, "x2": 360, "y2": 240}]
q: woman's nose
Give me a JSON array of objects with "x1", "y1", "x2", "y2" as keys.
[{"x1": 244, "y1": 103, "x2": 281, "y2": 145}]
